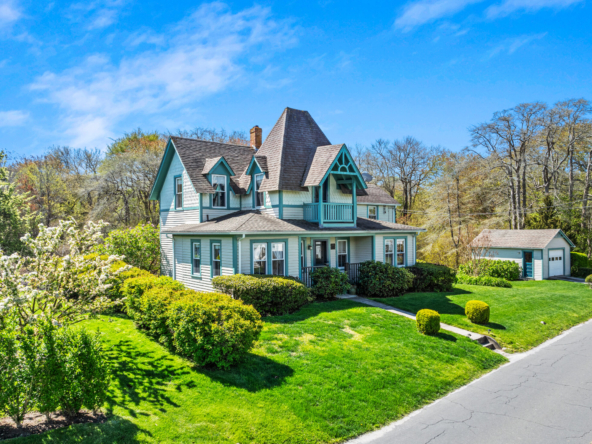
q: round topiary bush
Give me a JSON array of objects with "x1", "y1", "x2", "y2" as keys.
[
  {"x1": 465, "y1": 300, "x2": 490, "y2": 324},
  {"x1": 416, "y1": 309, "x2": 440, "y2": 335}
]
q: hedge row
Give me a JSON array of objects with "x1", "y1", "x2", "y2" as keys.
[
  {"x1": 459, "y1": 259, "x2": 521, "y2": 281},
  {"x1": 408, "y1": 262, "x2": 456, "y2": 292},
  {"x1": 122, "y1": 276, "x2": 263, "y2": 369},
  {"x1": 212, "y1": 274, "x2": 312, "y2": 315},
  {"x1": 456, "y1": 274, "x2": 512, "y2": 288}
]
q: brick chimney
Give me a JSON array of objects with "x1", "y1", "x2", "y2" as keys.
[{"x1": 250, "y1": 125, "x2": 262, "y2": 150}]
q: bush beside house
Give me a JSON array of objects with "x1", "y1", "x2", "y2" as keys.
[
  {"x1": 456, "y1": 274, "x2": 512, "y2": 288},
  {"x1": 459, "y1": 259, "x2": 521, "y2": 281},
  {"x1": 571, "y1": 252, "x2": 592, "y2": 278},
  {"x1": 408, "y1": 262, "x2": 456, "y2": 292},
  {"x1": 310, "y1": 267, "x2": 350, "y2": 300},
  {"x1": 358, "y1": 261, "x2": 414, "y2": 298},
  {"x1": 213, "y1": 274, "x2": 312, "y2": 315}
]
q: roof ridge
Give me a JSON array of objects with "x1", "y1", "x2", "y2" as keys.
[
  {"x1": 170, "y1": 136, "x2": 252, "y2": 149},
  {"x1": 277, "y1": 108, "x2": 288, "y2": 190}
]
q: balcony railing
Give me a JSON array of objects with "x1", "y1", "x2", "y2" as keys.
[{"x1": 303, "y1": 203, "x2": 354, "y2": 224}]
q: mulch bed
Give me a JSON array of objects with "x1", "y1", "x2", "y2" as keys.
[{"x1": 0, "y1": 411, "x2": 107, "y2": 440}]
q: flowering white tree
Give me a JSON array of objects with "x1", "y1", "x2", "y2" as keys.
[{"x1": 0, "y1": 219, "x2": 129, "y2": 329}]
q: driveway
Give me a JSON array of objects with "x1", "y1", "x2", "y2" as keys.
[{"x1": 350, "y1": 319, "x2": 592, "y2": 444}]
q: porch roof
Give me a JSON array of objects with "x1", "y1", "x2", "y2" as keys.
[{"x1": 161, "y1": 210, "x2": 425, "y2": 235}]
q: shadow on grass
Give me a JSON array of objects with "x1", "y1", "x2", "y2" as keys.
[
  {"x1": 435, "y1": 332, "x2": 458, "y2": 342},
  {"x1": 196, "y1": 353, "x2": 294, "y2": 393},
  {"x1": 12, "y1": 415, "x2": 149, "y2": 444}
]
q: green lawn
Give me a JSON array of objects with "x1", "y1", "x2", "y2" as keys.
[
  {"x1": 375, "y1": 280, "x2": 592, "y2": 353},
  {"x1": 12, "y1": 300, "x2": 505, "y2": 444}
]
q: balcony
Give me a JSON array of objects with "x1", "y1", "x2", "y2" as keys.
[{"x1": 303, "y1": 203, "x2": 355, "y2": 224}]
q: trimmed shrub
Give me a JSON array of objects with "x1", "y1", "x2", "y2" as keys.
[
  {"x1": 123, "y1": 275, "x2": 185, "y2": 322},
  {"x1": 416, "y1": 309, "x2": 440, "y2": 335},
  {"x1": 310, "y1": 267, "x2": 350, "y2": 300},
  {"x1": 168, "y1": 292, "x2": 263, "y2": 369},
  {"x1": 459, "y1": 259, "x2": 521, "y2": 281},
  {"x1": 465, "y1": 300, "x2": 490, "y2": 324},
  {"x1": 137, "y1": 288, "x2": 196, "y2": 348},
  {"x1": 212, "y1": 274, "x2": 312, "y2": 316},
  {"x1": 59, "y1": 328, "x2": 110, "y2": 418},
  {"x1": 408, "y1": 262, "x2": 456, "y2": 292},
  {"x1": 571, "y1": 251, "x2": 590, "y2": 269},
  {"x1": 585, "y1": 274, "x2": 592, "y2": 284},
  {"x1": 358, "y1": 261, "x2": 414, "y2": 298},
  {"x1": 456, "y1": 274, "x2": 512, "y2": 288},
  {"x1": 572, "y1": 266, "x2": 592, "y2": 278}
]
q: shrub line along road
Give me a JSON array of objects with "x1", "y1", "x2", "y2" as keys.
[{"x1": 348, "y1": 317, "x2": 592, "y2": 444}]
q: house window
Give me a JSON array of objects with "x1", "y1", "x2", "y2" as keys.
[
  {"x1": 255, "y1": 173, "x2": 265, "y2": 208},
  {"x1": 212, "y1": 175, "x2": 226, "y2": 208},
  {"x1": 301, "y1": 240, "x2": 305, "y2": 269},
  {"x1": 272, "y1": 242, "x2": 285, "y2": 276},
  {"x1": 337, "y1": 240, "x2": 347, "y2": 269},
  {"x1": 253, "y1": 243, "x2": 267, "y2": 274},
  {"x1": 368, "y1": 206, "x2": 377, "y2": 220},
  {"x1": 396, "y1": 239, "x2": 406, "y2": 266},
  {"x1": 175, "y1": 177, "x2": 182, "y2": 209},
  {"x1": 212, "y1": 242, "x2": 221, "y2": 276},
  {"x1": 191, "y1": 240, "x2": 201, "y2": 276},
  {"x1": 385, "y1": 239, "x2": 394, "y2": 265}
]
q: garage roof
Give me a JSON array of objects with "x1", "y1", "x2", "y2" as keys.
[{"x1": 470, "y1": 229, "x2": 575, "y2": 250}]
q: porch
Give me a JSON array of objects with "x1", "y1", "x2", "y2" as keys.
[{"x1": 301, "y1": 262, "x2": 362, "y2": 287}]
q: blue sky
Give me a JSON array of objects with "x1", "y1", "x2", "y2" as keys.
[{"x1": 1, "y1": 0, "x2": 591, "y2": 156}]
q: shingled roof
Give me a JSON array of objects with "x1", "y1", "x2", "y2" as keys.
[
  {"x1": 301, "y1": 144, "x2": 344, "y2": 187},
  {"x1": 162, "y1": 211, "x2": 424, "y2": 234},
  {"x1": 170, "y1": 137, "x2": 253, "y2": 194},
  {"x1": 341, "y1": 184, "x2": 400, "y2": 205},
  {"x1": 470, "y1": 229, "x2": 575, "y2": 249},
  {"x1": 256, "y1": 108, "x2": 332, "y2": 192}
]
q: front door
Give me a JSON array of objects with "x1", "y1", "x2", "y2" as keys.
[
  {"x1": 314, "y1": 240, "x2": 328, "y2": 266},
  {"x1": 523, "y1": 251, "x2": 533, "y2": 278}
]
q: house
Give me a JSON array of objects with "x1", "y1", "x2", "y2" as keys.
[
  {"x1": 470, "y1": 229, "x2": 575, "y2": 280},
  {"x1": 149, "y1": 107, "x2": 425, "y2": 292}
]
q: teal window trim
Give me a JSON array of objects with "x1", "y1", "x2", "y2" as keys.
[
  {"x1": 174, "y1": 174, "x2": 183, "y2": 209},
  {"x1": 210, "y1": 239, "x2": 222, "y2": 278},
  {"x1": 335, "y1": 237, "x2": 350, "y2": 269},
  {"x1": 548, "y1": 247, "x2": 566, "y2": 276},
  {"x1": 250, "y1": 238, "x2": 289, "y2": 276},
  {"x1": 190, "y1": 239, "x2": 202, "y2": 279},
  {"x1": 384, "y1": 236, "x2": 407, "y2": 267},
  {"x1": 211, "y1": 174, "x2": 228, "y2": 209},
  {"x1": 278, "y1": 190, "x2": 283, "y2": 219},
  {"x1": 368, "y1": 205, "x2": 377, "y2": 220},
  {"x1": 254, "y1": 173, "x2": 266, "y2": 209}
]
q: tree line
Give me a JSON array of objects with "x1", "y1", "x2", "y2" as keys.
[{"x1": 3, "y1": 98, "x2": 591, "y2": 267}]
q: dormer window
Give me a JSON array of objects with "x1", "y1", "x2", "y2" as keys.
[
  {"x1": 255, "y1": 173, "x2": 265, "y2": 208},
  {"x1": 175, "y1": 176, "x2": 182, "y2": 209},
  {"x1": 212, "y1": 175, "x2": 226, "y2": 208}
]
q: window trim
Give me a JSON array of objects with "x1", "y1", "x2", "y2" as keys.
[
  {"x1": 252, "y1": 242, "x2": 267, "y2": 275},
  {"x1": 191, "y1": 239, "x2": 201, "y2": 278},
  {"x1": 384, "y1": 236, "x2": 406, "y2": 267},
  {"x1": 336, "y1": 238, "x2": 348, "y2": 270},
  {"x1": 271, "y1": 242, "x2": 286, "y2": 276},
  {"x1": 210, "y1": 240, "x2": 222, "y2": 278},
  {"x1": 250, "y1": 239, "x2": 289, "y2": 275},
  {"x1": 211, "y1": 174, "x2": 227, "y2": 209},
  {"x1": 368, "y1": 205, "x2": 377, "y2": 220},
  {"x1": 174, "y1": 175, "x2": 183, "y2": 210},
  {"x1": 254, "y1": 173, "x2": 266, "y2": 209}
]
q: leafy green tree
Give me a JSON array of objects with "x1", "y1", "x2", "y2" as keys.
[
  {"x1": 526, "y1": 195, "x2": 561, "y2": 229},
  {"x1": 0, "y1": 151, "x2": 38, "y2": 254},
  {"x1": 97, "y1": 223, "x2": 160, "y2": 274}
]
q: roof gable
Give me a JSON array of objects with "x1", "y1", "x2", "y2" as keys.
[
  {"x1": 256, "y1": 108, "x2": 331, "y2": 192},
  {"x1": 202, "y1": 157, "x2": 235, "y2": 176},
  {"x1": 150, "y1": 137, "x2": 254, "y2": 199},
  {"x1": 302, "y1": 144, "x2": 367, "y2": 190}
]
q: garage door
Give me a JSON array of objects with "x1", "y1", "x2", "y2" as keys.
[{"x1": 549, "y1": 249, "x2": 564, "y2": 277}]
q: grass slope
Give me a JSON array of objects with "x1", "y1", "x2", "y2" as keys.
[
  {"x1": 376, "y1": 280, "x2": 592, "y2": 353},
  {"x1": 11, "y1": 300, "x2": 505, "y2": 444}
]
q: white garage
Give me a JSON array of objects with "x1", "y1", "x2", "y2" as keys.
[{"x1": 470, "y1": 229, "x2": 575, "y2": 281}]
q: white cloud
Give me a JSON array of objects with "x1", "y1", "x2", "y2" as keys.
[
  {"x1": 69, "y1": 0, "x2": 127, "y2": 31},
  {"x1": 0, "y1": 110, "x2": 29, "y2": 127},
  {"x1": 0, "y1": 0, "x2": 21, "y2": 28},
  {"x1": 486, "y1": 32, "x2": 547, "y2": 58},
  {"x1": 486, "y1": 0, "x2": 584, "y2": 18},
  {"x1": 30, "y1": 2, "x2": 296, "y2": 149},
  {"x1": 394, "y1": 0, "x2": 484, "y2": 32}
]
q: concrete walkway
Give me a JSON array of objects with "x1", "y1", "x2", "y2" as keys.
[
  {"x1": 348, "y1": 318, "x2": 592, "y2": 444},
  {"x1": 337, "y1": 294, "x2": 485, "y2": 341}
]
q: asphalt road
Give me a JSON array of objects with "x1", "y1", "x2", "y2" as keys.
[{"x1": 350, "y1": 319, "x2": 592, "y2": 444}]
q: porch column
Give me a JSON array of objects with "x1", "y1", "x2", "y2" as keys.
[
  {"x1": 319, "y1": 185, "x2": 324, "y2": 227},
  {"x1": 352, "y1": 181, "x2": 357, "y2": 226}
]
